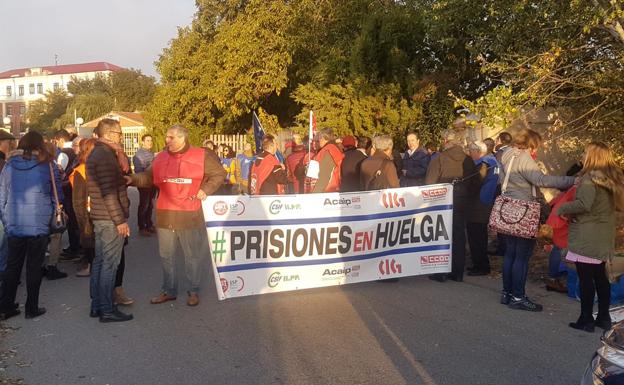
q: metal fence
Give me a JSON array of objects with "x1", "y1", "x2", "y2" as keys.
[
  {"x1": 205, "y1": 134, "x2": 247, "y2": 154},
  {"x1": 122, "y1": 127, "x2": 146, "y2": 158}
]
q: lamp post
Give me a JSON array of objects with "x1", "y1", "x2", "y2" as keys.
[{"x1": 2, "y1": 117, "x2": 10, "y2": 133}]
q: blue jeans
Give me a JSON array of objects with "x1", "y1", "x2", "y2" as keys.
[
  {"x1": 503, "y1": 236, "x2": 536, "y2": 298},
  {"x1": 90, "y1": 221, "x2": 125, "y2": 314},
  {"x1": 548, "y1": 246, "x2": 566, "y2": 279},
  {"x1": 157, "y1": 227, "x2": 208, "y2": 296}
]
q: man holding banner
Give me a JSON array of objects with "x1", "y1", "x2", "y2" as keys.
[
  {"x1": 425, "y1": 129, "x2": 479, "y2": 282},
  {"x1": 129, "y1": 125, "x2": 226, "y2": 307}
]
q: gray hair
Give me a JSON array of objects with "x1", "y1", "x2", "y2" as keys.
[
  {"x1": 372, "y1": 135, "x2": 393, "y2": 151},
  {"x1": 468, "y1": 140, "x2": 487, "y2": 155},
  {"x1": 441, "y1": 129, "x2": 463, "y2": 146},
  {"x1": 317, "y1": 128, "x2": 335, "y2": 142},
  {"x1": 168, "y1": 125, "x2": 189, "y2": 141}
]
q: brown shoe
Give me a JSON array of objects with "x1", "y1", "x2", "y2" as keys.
[
  {"x1": 545, "y1": 278, "x2": 567, "y2": 293},
  {"x1": 187, "y1": 293, "x2": 199, "y2": 307},
  {"x1": 150, "y1": 293, "x2": 177, "y2": 304},
  {"x1": 114, "y1": 287, "x2": 134, "y2": 306},
  {"x1": 76, "y1": 264, "x2": 91, "y2": 277}
]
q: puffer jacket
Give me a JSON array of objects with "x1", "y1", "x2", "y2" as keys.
[
  {"x1": 86, "y1": 142, "x2": 129, "y2": 226},
  {"x1": 558, "y1": 171, "x2": 619, "y2": 261},
  {"x1": 0, "y1": 151, "x2": 63, "y2": 237}
]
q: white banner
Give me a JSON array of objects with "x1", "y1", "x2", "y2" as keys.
[{"x1": 203, "y1": 184, "x2": 454, "y2": 300}]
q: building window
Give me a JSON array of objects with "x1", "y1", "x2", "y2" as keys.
[
  {"x1": 53, "y1": 83, "x2": 60, "y2": 91},
  {"x1": 6, "y1": 86, "x2": 11, "y2": 97},
  {"x1": 19, "y1": 105, "x2": 25, "y2": 115},
  {"x1": 37, "y1": 83, "x2": 43, "y2": 94},
  {"x1": 18, "y1": 85, "x2": 24, "y2": 96},
  {"x1": 29, "y1": 84, "x2": 35, "y2": 95},
  {"x1": 6, "y1": 106, "x2": 12, "y2": 116}
]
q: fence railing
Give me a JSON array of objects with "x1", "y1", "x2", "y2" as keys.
[{"x1": 205, "y1": 134, "x2": 247, "y2": 154}]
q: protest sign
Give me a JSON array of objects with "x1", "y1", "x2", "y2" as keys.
[{"x1": 203, "y1": 185, "x2": 453, "y2": 299}]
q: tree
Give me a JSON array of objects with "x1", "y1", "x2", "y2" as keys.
[{"x1": 25, "y1": 89, "x2": 71, "y2": 134}]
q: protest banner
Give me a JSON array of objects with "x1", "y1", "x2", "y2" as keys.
[{"x1": 203, "y1": 184, "x2": 454, "y2": 300}]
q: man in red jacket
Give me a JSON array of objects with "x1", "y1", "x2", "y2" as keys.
[
  {"x1": 285, "y1": 135, "x2": 306, "y2": 194},
  {"x1": 312, "y1": 129, "x2": 344, "y2": 193},
  {"x1": 249, "y1": 135, "x2": 288, "y2": 195},
  {"x1": 130, "y1": 125, "x2": 226, "y2": 307}
]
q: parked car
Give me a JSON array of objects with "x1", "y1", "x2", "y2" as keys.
[{"x1": 581, "y1": 321, "x2": 624, "y2": 384}]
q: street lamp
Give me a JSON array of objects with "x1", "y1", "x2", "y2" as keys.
[
  {"x1": 75, "y1": 117, "x2": 84, "y2": 136},
  {"x1": 2, "y1": 117, "x2": 10, "y2": 132}
]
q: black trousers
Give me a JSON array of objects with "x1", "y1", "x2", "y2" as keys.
[
  {"x1": 0, "y1": 235, "x2": 48, "y2": 313},
  {"x1": 115, "y1": 247, "x2": 125, "y2": 288},
  {"x1": 64, "y1": 189, "x2": 81, "y2": 252},
  {"x1": 576, "y1": 262, "x2": 611, "y2": 322},
  {"x1": 137, "y1": 187, "x2": 156, "y2": 230},
  {"x1": 451, "y1": 203, "x2": 467, "y2": 279},
  {"x1": 467, "y1": 222, "x2": 490, "y2": 272}
]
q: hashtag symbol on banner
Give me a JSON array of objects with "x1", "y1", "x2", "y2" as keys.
[{"x1": 212, "y1": 231, "x2": 227, "y2": 262}]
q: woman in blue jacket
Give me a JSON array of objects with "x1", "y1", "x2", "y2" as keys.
[{"x1": 0, "y1": 131, "x2": 62, "y2": 320}]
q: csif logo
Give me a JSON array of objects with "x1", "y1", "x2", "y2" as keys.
[
  {"x1": 268, "y1": 272, "x2": 300, "y2": 288},
  {"x1": 269, "y1": 200, "x2": 302, "y2": 215},
  {"x1": 378, "y1": 259, "x2": 402, "y2": 275},
  {"x1": 382, "y1": 192, "x2": 405, "y2": 208}
]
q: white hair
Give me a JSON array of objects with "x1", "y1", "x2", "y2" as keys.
[
  {"x1": 372, "y1": 135, "x2": 393, "y2": 151},
  {"x1": 468, "y1": 140, "x2": 487, "y2": 155}
]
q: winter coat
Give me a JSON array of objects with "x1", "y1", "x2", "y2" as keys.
[
  {"x1": 132, "y1": 148, "x2": 154, "y2": 173},
  {"x1": 557, "y1": 171, "x2": 618, "y2": 261},
  {"x1": 401, "y1": 148, "x2": 430, "y2": 187},
  {"x1": 0, "y1": 151, "x2": 62, "y2": 237},
  {"x1": 341, "y1": 148, "x2": 368, "y2": 192},
  {"x1": 468, "y1": 155, "x2": 500, "y2": 224},
  {"x1": 70, "y1": 164, "x2": 94, "y2": 248},
  {"x1": 499, "y1": 148, "x2": 574, "y2": 202},
  {"x1": 360, "y1": 151, "x2": 400, "y2": 190},
  {"x1": 86, "y1": 142, "x2": 130, "y2": 226},
  {"x1": 425, "y1": 145, "x2": 479, "y2": 201}
]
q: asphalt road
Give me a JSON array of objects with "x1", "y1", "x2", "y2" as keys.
[{"x1": 1, "y1": 188, "x2": 599, "y2": 385}]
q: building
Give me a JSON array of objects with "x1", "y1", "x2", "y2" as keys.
[
  {"x1": 82, "y1": 111, "x2": 147, "y2": 157},
  {"x1": 0, "y1": 62, "x2": 123, "y2": 136}
]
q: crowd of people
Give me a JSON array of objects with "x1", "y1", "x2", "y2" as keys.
[{"x1": 0, "y1": 121, "x2": 621, "y2": 332}]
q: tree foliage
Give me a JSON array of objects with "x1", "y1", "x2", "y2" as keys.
[
  {"x1": 147, "y1": 0, "x2": 623, "y2": 155},
  {"x1": 26, "y1": 69, "x2": 156, "y2": 135}
]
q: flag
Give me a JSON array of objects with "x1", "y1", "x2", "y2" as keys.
[{"x1": 252, "y1": 111, "x2": 265, "y2": 155}]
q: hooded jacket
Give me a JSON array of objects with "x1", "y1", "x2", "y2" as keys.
[
  {"x1": 0, "y1": 151, "x2": 62, "y2": 237},
  {"x1": 558, "y1": 171, "x2": 621, "y2": 261},
  {"x1": 425, "y1": 145, "x2": 479, "y2": 199}
]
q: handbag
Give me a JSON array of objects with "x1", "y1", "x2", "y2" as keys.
[
  {"x1": 606, "y1": 255, "x2": 624, "y2": 284},
  {"x1": 488, "y1": 155, "x2": 541, "y2": 239},
  {"x1": 49, "y1": 162, "x2": 68, "y2": 234}
]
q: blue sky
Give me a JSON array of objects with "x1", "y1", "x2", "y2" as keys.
[{"x1": 0, "y1": 0, "x2": 196, "y2": 78}]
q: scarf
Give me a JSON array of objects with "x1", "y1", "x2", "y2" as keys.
[{"x1": 99, "y1": 138, "x2": 130, "y2": 174}]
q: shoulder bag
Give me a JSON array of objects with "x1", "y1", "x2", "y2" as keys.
[
  {"x1": 488, "y1": 155, "x2": 541, "y2": 238},
  {"x1": 49, "y1": 162, "x2": 68, "y2": 234}
]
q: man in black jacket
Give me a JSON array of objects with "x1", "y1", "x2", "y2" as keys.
[
  {"x1": 340, "y1": 136, "x2": 370, "y2": 192},
  {"x1": 425, "y1": 129, "x2": 479, "y2": 282},
  {"x1": 86, "y1": 119, "x2": 132, "y2": 323}
]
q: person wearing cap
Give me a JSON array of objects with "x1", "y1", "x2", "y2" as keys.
[
  {"x1": 0, "y1": 130, "x2": 16, "y2": 299},
  {"x1": 340, "y1": 135, "x2": 368, "y2": 192},
  {"x1": 401, "y1": 132, "x2": 430, "y2": 187}
]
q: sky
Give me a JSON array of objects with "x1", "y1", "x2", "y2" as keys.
[{"x1": 0, "y1": 0, "x2": 197, "y2": 78}]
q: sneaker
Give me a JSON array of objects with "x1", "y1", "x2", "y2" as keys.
[
  {"x1": 44, "y1": 265, "x2": 68, "y2": 280},
  {"x1": 508, "y1": 296, "x2": 543, "y2": 312},
  {"x1": 500, "y1": 291, "x2": 511, "y2": 305}
]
